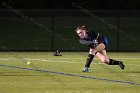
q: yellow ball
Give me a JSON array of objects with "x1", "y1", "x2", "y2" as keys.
[{"x1": 27, "y1": 61, "x2": 31, "y2": 65}]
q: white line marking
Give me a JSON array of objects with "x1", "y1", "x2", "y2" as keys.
[
  {"x1": 129, "y1": 74, "x2": 140, "y2": 78},
  {"x1": 0, "y1": 58, "x2": 140, "y2": 66},
  {"x1": 0, "y1": 57, "x2": 140, "y2": 60},
  {"x1": 69, "y1": 82, "x2": 113, "y2": 85},
  {"x1": 126, "y1": 64, "x2": 140, "y2": 67}
]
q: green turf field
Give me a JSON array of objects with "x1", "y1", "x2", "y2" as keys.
[{"x1": 0, "y1": 52, "x2": 140, "y2": 93}]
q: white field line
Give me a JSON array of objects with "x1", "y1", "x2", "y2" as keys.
[
  {"x1": 33, "y1": 57, "x2": 140, "y2": 59},
  {"x1": 64, "y1": 91, "x2": 92, "y2": 93},
  {"x1": 0, "y1": 57, "x2": 140, "y2": 60},
  {"x1": 69, "y1": 82, "x2": 115, "y2": 85},
  {"x1": 0, "y1": 58, "x2": 77, "y2": 63},
  {"x1": 0, "y1": 58, "x2": 140, "y2": 66},
  {"x1": 129, "y1": 74, "x2": 140, "y2": 78},
  {"x1": 126, "y1": 64, "x2": 140, "y2": 66}
]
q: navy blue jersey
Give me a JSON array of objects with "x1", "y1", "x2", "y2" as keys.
[{"x1": 79, "y1": 31, "x2": 108, "y2": 47}]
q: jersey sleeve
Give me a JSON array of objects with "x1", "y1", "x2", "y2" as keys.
[{"x1": 79, "y1": 39, "x2": 93, "y2": 45}]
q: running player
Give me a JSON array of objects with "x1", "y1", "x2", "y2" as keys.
[{"x1": 75, "y1": 25, "x2": 125, "y2": 72}]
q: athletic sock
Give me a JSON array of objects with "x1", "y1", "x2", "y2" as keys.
[
  {"x1": 85, "y1": 54, "x2": 94, "y2": 68},
  {"x1": 108, "y1": 59, "x2": 120, "y2": 65}
]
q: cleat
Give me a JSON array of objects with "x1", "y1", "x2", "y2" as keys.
[
  {"x1": 119, "y1": 61, "x2": 125, "y2": 70},
  {"x1": 82, "y1": 67, "x2": 89, "y2": 72}
]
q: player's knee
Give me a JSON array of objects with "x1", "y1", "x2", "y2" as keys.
[
  {"x1": 100, "y1": 58, "x2": 108, "y2": 64},
  {"x1": 100, "y1": 58, "x2": 106, "y2": 63},
  {"x1": 89, "y1": 49, "x2": 97, "y2": 55}
]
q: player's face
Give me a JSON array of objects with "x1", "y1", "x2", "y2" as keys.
[{"x1": 77, "y1": 29, "x2": 87, "y2": 38}]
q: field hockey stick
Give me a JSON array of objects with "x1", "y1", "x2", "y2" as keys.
[
  {"x1": 93, "y1": 33, "x2": 99, "y2": 46},
  {"x1": 96, "y1": 33, "x2": 100, "y2": 40}
]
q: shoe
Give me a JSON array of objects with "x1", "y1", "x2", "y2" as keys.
[
  {"x1": 119, "y1": 61, "x2": 125, "y2": 70},
  {"x1": 53, "y1": 50, "x2": 62, "y2": 56},
  {"x1": 82, "y1": 67, "x2": 89, "y2": 72}
]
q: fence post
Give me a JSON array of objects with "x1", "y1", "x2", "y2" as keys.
[
  {"x1": 117, "y1": 16, "x2": 120, "y2": 51},
  {"x1": 51, "y1": 13, "x2": 54, "y2": 51}
]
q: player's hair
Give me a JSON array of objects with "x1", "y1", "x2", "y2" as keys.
[{"x1": 75, "y1": 25, "x2": 88, "y2": 32}]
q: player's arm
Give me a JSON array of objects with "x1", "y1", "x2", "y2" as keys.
[
  {"x1": 79, "y1": 39, "x2": 93, "y2": 45},
  {"x1": 79, "y1": 39, "x2": 98, "y2": 46}
]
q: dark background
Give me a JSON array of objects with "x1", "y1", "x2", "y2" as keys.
[
  {"x1": 0, "y1": 0, "x2": 140, "y2": 10},
  {"x1": 0, "y1": 0, "x2": 140, "y2": 51}
]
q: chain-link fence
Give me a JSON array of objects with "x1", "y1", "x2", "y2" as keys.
[{"x1": 0, "y1": 9, "x2": 140, "y2": 51}]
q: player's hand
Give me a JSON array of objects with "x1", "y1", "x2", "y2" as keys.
[{"x1": 93, "y1": 39, "x2": 98, "y2": 46}]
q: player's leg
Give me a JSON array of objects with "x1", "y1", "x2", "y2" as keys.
[
  {"x1": 82, "y1": 43, "x2": 105, "y2": 72},
  {"x1": 82, "y1": 48, "x2": 95, "y2": 72},
  {"x1": 96, "y1": 50, "x2": 125, "y2": 70},
  {"x1": 95, "y1": 50, "x2": 109, "y2": 64}
]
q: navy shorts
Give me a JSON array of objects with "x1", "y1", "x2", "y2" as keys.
[{"x1": 103, "y1": 36, "x2": 108, "y2": 46}]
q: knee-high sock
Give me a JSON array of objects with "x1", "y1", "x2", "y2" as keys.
[
  {"x1": 108, "y1": 59, "x2": 120, "y2": 65},
  {"x1": 85, "y1": 54, "x2": 94, "y2": 68}
]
